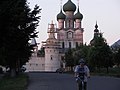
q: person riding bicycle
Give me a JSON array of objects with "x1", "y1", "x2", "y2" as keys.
[{"x1": 74, "y1": 58, "x2": 90, "y2": 90}]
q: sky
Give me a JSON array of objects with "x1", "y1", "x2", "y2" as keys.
[{"x1": 28, "y1": 0, "x2": 120, "y2": 48}]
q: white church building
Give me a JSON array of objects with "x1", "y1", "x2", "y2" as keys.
[{"x1": 25, "y1": 0, "x2": 84, "y2": 72}]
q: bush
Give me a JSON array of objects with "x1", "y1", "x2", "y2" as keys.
[{"x1": 0, "y1": 67, "x2": 3, "y2": 74}]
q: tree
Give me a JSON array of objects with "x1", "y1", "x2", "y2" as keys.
[
  {"x1": 65, "y1": 49, "x2": 74, "y2": 71},
  {"x1": 73, "y1": 45, "x2": 90, "y2": 65},
  {"x1": 88, "y1": 33, "x2": 113, "y2": 73},
  {"x1": 100, "y1": 44, "x2": 113, "y2": 73},
  {"x1": 114, "y1": 48, "x2": 120, "y2": 67},
  {"x1": 0, "y1": 0, "x2": 41, "y2": 77},
  {"x1": 65, "y1": 45, "x2": 90, "y2": 71},
  {"x1": 87, "y1": 46, "x2": 98, "y2": 71}
]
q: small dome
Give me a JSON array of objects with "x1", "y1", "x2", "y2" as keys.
[
  {"x1": 95, "y1": 23, "x2": 98, "y2": 29},
  {"x1": 57, "y1": 10, "x2": 66, "y2": 20},
  {"x1": 94, "y1": 22, "x2": 99, "y2": 32},
  {"x1": 63, "y1": 0, "x2": 76, "y2": 12},
  {"x1": 74, "y1": 8, "x2": 83, "y2": 20},
  {"x1": 94, "y1": 29, "x2": 99, "y2": 32}
]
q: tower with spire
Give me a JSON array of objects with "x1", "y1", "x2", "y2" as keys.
[
  {"x1": 44, "y1": 21, "x2": 61, "y2": 71},
  {"x1": 94, "y1": 21, "x2": 99, "y2": 37},
  {"x1": 90, "y1": 22, "x2": 101, "y2": 45}
]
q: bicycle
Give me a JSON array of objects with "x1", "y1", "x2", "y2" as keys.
[{"x1": 76, "y1": 75, "x2": 85, "y2": 90}]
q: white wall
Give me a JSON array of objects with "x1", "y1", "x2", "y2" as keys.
[
  {"x1": 25, "y1": 57, "x2": 45, "y2": 72},
  {"x1": 45, "y1": 48, "x2": 60, "y2": 72}
]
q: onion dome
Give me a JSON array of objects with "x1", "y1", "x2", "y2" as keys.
[
  {"x1": 94, "y1": 22, "x2": 99, "y2": 32},
  {"x1": 63, "y1": 0, "x2": 76, "y2": 12},
  {"x1": 74, "y1": 7, "x2": 83, "y2": 20},
  {"x1": 57, "y1": 10, "x2": 66, "y2": 21}
]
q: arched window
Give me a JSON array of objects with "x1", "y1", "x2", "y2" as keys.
[{"x1": 67, "y1": 32, "x2": 73, "y2": 39}]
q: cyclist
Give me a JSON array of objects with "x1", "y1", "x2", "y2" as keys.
[{"x1": 74, "y1": 59, "x2": 90, "y2": 90}]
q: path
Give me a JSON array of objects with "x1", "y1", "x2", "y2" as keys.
[{"x1": 27, "y1": 72, "x2": 120, "y2": 90}]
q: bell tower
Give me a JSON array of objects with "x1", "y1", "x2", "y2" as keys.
[{"x1": 44, "y1": 21, "x2": 60, "y2": 71}]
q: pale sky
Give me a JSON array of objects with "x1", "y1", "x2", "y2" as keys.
[{"x1": 28, "y1": 0, "x2": 120, "y2": 47}]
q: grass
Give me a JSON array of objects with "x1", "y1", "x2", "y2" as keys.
[
  {"x1": 0, "y1": 73, "x2": 28, "y2": 90},
  {"x1": 66, "y1": 67, "x2": 120, "y2": 78},
  {"x1": 91, "y1": 67, "x2": 120, "y2": 78}
]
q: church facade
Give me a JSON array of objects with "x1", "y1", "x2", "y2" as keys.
[
  {"x1": 57, "y1": 0, "x2": 84, "y2": 50},
  {"x1": 25, "y1": 0, "x2": 84, "y2": 72}
]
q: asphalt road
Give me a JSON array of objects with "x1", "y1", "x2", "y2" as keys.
[{"x1": 27, "y1": 72, "x2": 120, "y2": 90}]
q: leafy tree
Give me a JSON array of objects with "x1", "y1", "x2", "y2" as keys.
[
  {"x1": 87, "y1": 46, "x2": 98, "y2": 71},
  {"x1": 65, "y1": 45, "x2": 90, "y2": 71},
  {"x1": 73, "y1": 45, "x2": 90, "y2": 65},
  {"x1": 114, "y1": 48, "x2": 120, "y2": 67},
  {"x1": 100, "y1": 44, "x2": 113, "y2": 73},
  {"x1": 0, "y1": 0, "x2": 41, "y2": 77},
  {"x1": 88, "y1": 33, "x2": 113, "y2": 73},
  {"x1": 65, "y1": 49, "x2": 74, "y2": 71}
]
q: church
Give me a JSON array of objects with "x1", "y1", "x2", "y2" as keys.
[{"x1": 25, "y1": 0, "x2": 85, "y2": 72}]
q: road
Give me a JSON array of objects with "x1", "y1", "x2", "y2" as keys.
[
  {"x1": 88, "y1": 76, "x2": 120, "y2": 90},
  {"x1": 27, "y1": 72, "x2": 120, "y2": 90}
]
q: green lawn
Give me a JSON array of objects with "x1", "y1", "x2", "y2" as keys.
[
  {"x1": 66, "y1": 67, "x2": 120, "y2": 78},
  {"x1": 0, "y1": 73, "x2": 28, "y2": 90},
  {"x1": 91, "y1": 67, "x2": 120, "y2": 78}
]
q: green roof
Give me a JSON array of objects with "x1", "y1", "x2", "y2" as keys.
[
  {"x1": 74, "y1": 8, "x2": 83, "y2": 20},
  {"x1": 57, "y1": 10, "x2": 66, "y2": 20},
  {"x1": 63, "y1": 0, "x2": 76, "y2": 12}
]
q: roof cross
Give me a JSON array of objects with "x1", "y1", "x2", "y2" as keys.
[
  {"x1": 77, "y1": 0, "x2": 80, "y2": 7},
  {"x1": 60, "y1": 0, "x2": 62, "y2": 10}
]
